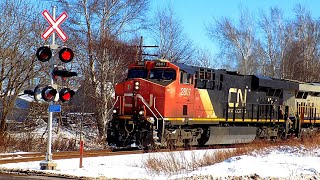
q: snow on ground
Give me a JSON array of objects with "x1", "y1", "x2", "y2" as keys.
[
  {"x1": 1, "y1": 146, "x2": 320, "y2": 179},
  {"x1": 2, "y1": 121, "x2": 320, "y2": 179}
]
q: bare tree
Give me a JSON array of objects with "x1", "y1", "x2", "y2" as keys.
[
  {"x1": 288, "y1": 5, "x2": 320, "y2": 82},
  {"x1": 58, "y1": 0, "x2": 149, "y2": 140},
  {"x1": 207, "y1": 7, "x2": 259, "y2": 75},
  {"x1": 149, "y1": 5, "x2": 194, "y2": 63},
  {"x1": 193, "y1": 48, "x2": 218, "y2": 68},
  {"x1": 275, "y1": 5, "x2": 320, "y2": 82},
  {"x1": 0, "y1": 0, "x2": 44, "y2": 132},
  {"x1": 258, "y1": 7, "x2": 287, "y2": 78}
]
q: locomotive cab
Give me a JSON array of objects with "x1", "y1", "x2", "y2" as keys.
[{"x1": 108, "y1": 60, "x2": 180, "y2": 148}]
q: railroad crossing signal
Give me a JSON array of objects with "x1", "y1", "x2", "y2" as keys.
[
  {"x1": 41, "y1": 10, "x2": 68, "y2": 42},
  {"x1": 31, "y1": 46, "x2": 77, "y2": 103},
  {"x1": 28, "y1": 46, "x2": 77, "y2": 103},
  {"x1": 38, "y1": 6, "x2": 69, "y2": 171}
]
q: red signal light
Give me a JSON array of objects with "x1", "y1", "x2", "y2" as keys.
[
  {"x1": 36, "y1": 46, "x2": 52, "y2": 62},
  {"x1": 59, "y1": 47, "x2": 74, "y2": 63},
  {"x1": 59, "y1": 88, "x2": 75, "y2": 102}
]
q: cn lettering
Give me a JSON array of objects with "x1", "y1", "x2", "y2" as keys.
[{"x1": 228, "y1": 88, "x2": 247, "y2": 107}]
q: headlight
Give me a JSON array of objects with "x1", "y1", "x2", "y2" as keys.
[
  {"x1": 139, "y1": 110, "x2": 144, "y2": 115},
  {"x1": 113, "y1": 109, "x2": 117, "y2": 114},
  {"x1": 134, "y1": 81, "x2": 140, "y2": 90}
]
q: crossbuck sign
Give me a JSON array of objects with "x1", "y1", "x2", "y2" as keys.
[{"x1": 41, "y1": 10, "x2": 68, "y2": 42}]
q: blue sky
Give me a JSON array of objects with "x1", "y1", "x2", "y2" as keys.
[{"x1": 150, "y1": 0, "x2": 320, "y2": 55}]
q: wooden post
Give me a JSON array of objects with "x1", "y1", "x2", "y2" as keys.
[{"x1": 79, "y1": 140, "x2": 84, "y2": 168}]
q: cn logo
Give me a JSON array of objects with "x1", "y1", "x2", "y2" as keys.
[
  {"x1": 228, "y1": 88, "x2": 247, "y2": 107},
  {"x1": 41, "y1": 10, "x2": 68, "y2": 42}
]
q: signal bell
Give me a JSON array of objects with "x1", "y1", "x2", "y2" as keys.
[{"x1": 36, "y1": 46, "x2": 52, "y2": 62}]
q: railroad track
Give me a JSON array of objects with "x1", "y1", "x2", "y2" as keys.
[
  {"x1": 0, "y1": 144, "x2": 237, "y2": 164},
  {"x1": 0, "y1": 149, "x2": 144, "y2": 164}
]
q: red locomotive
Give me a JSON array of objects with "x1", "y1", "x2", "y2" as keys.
[{"x1": 107, "y1": 59, "x2": 320, "y2": 148}]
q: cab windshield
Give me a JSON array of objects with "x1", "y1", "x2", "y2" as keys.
[
  {"x1": 150, "y1": 69, "x2": 176, "y2": 80},
  {"x1": 127, "y1": 68, "x2": 176, "y2": 80},
  {"x1": 127, "y1": 69, "x2": 148, "y2": 79}
]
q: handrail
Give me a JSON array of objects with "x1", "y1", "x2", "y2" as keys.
[
  {"x1": 136, "y1": 94, "x2": 158, "y2": 122},
  {"x1": 154, "y1": 97, "x2": 165, "y2": 141}
]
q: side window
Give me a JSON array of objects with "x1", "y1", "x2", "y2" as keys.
[
  {"x1": 180, "y1": 71, "x2": 190, "y2": 84},
  {"x1": 180, "y1": 71, "x2": 186, "y2": 84},
  {"x1": 188, "y1": 74, "x2": 193, "y2": 84}
]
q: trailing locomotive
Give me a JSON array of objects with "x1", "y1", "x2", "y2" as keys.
[{"x1": 107, "y1": 59, "x2": 320, "y2": 148}]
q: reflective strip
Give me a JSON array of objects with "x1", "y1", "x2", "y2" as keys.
[
  {"x1": 302, "y1": 120, "x2": 320, "y2": 123},
  {"x1": 163, "y1": 117, "x2": 186, "y2": 121},
  {"x1": 163, "y1": 117, "x2": 286, "y2": 123}
]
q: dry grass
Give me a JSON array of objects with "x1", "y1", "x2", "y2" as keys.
[
  {"x1": 143, "y1": 151, "x2": 201, "y2": 176},
  {"x1": 52, "y1": 135, "x2": 77, "y2": 151},
  {"x1": 0, "y1": 131, "x2": 44, "y2": 152},
  {"x1": 0, "y1": 131, "x2": 78, "y2": 153},
  {"x1": 143, "y1": 134, "x2": 320, "y2": 176}
]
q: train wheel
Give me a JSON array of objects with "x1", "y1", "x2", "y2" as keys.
[
  {"x1": 277, "y1": 126, "x2": 287, "y2": 140},
  {"x1": 197, "y1": 127, "x2": 209, "y2": 146},
  {"x1": 106, "y1": 121, "x2": 119, "y2": 147},
  {"x1": 167, "y1": 139, "x2": 176, "y2": 150},
  {"x1": 183, "y1": 139, "x2": 191, "y2": 150},
  {"x1": 137, "y1": 128, "x2": 154, "y2": 151}
]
